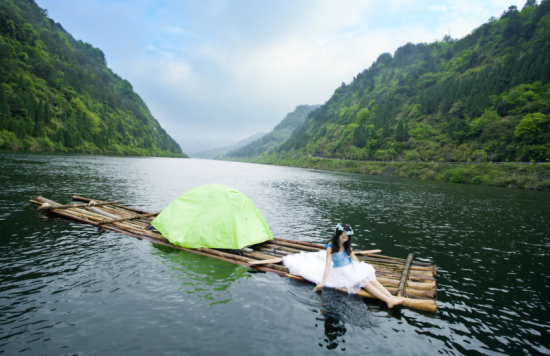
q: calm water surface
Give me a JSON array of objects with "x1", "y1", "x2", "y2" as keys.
[{"x1": 0, "y1": 152, "x2": 549, "y2": 355}]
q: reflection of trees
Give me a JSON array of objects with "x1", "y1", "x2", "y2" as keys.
[{"x1": 151, "y1": 245, "x2": 249, "y2": 305}]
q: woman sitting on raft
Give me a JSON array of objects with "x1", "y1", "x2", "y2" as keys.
[{"x1": 283, "y1": 223, "x2": 404, "y2": 309}]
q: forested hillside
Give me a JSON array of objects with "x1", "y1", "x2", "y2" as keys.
[
  {"x1": 270, "y1": 1, "x2": 550, "y2": 163},
  {"x1": 0, "y1": 0, "x2": 186, "y2": 157},
  {"x1": 191, "y1": 132, "x2": 266, "y2": 159},
  {"x1": 221, "y1": 104, "x2": 320, "y2": 159}
]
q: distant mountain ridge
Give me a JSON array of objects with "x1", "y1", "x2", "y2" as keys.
[
  {"x1": 0, "y1": 0, "x2": 186, "y2": 157},
  {"x1": 191, "y1": 132, "x2": 266, "y2": 159},
  {"x1": 261, "y1": 1, "x2": 550, "y2": 164},
  {"x1": 220, "y1": 104, "x2": 321, "y2": 159}
]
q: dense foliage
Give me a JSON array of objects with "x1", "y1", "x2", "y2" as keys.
[
  {"x1": 0, "y1": 0, "x2": 186, "y2": 157},
  {"x1": 222, "y1": 105, "x2": 320, "y2": 158},
  {"x1": 272, "y1": 1, "x2": 550, "y2": 163},
  {"x1": 239, "y1": 155, "x2": 550, "y2": 190}
]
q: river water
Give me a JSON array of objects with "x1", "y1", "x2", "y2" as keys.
[{"x1": 0, "y1": 152, "x2": 549, "y2": 355}]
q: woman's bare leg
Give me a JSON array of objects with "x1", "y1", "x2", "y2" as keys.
[
  {"x1": 363, "y1": 282, "x2": 404, "y2": 308},
  {"x1": 370, "y1": 280, "x2": 393, "y2": 298}
]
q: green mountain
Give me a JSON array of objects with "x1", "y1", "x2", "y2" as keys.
[
  {"x1": 221, "y1": 104, "x2": 321, "y2": 159},
  {"x1": 0, "y1": 0, "x2": 186, "y2": 157},
  {"x1": 268, "y1": 1, "x2": 550, "y2": 164},
  {"x1": 191, "y1": 132, "x2": 266, "y2": 159}
]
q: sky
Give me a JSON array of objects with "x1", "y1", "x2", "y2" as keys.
[{"x1": 36, "y1": 0, "x2": 523, "y2": 154}]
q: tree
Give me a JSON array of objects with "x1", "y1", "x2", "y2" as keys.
[
  {"x1": 468, "y1": 51, "x2": 480, "y2": 68},
  {"x1": 395, "y1": 120, "x2": 404, "y2": 141},
  {"x1": 523, "y1": 0, "x2": 537, "y2": 10},
  {"x1": 472, "y1": 108, "x2": 500, "y2": 132},
  {"x1": 514, "y1": 113, "x2": 548, "y2": 142},
  {"x1": 409, "y1": 124, "x2": 433, "y2": 139},
  {"x1": 501, "y1": 5, "x2": 518, "y2": 19},
  {"x1": 353, "y1": 125, "x2": 368, "y2": 148},
  {"x1": 0, "y1": 84, "x2": 11, "y2": 130},
  {"x1": 34, "y1": 100, "x2": 43, "y2": 125},
  {"x1": 382, "y1": 122, "x2": 390, "y2": 139},
  {"x1": 44, "y1": 102, "x2": 51, "y2": 125},
  {"x1": 355, "y1": 107, "x2": 370, "y2": 124},
  {"x1": 503, "y1": 11, "x2": 522, "y2": 39}
]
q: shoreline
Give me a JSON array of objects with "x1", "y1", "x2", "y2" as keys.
[{"x1": 219, "y1": 156, "x2": 550, "y2": 191}]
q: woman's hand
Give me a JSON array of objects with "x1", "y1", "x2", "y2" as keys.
[{"x1": 314, "y1": 283, "x2": 324, "y2": 292}]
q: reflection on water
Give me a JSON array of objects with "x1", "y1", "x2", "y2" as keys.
[
  {"x1": 1, "y1": 151, "x2": 549, "y2": 355},
  {"x1": 287, "y1": 279, "x2": 381, "y2": 351},
  {"x1": 151, "y1": 245, "x2": 248, "y2": 306}
]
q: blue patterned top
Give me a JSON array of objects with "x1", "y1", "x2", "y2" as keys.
[{"x1": 325, "y1": 244, "x2": 352, "y2": 268}]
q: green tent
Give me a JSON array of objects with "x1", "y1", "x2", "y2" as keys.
[{"x1": 151, "y1": 184, "x2": 273, "y2": 249}]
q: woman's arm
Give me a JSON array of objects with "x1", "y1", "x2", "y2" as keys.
[
  {"x1": 350, "y1": 249, "x2": 360, "y2": 263},
  {"x1": 314, "y1": 248, "x2": 332, "y2": 292}
]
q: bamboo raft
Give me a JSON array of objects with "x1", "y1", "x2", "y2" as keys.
[{"x1": 29, "y1": 195, "x2": 437, "y2": 312}]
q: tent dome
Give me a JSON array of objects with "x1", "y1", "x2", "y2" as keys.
[{"x1": 151, "y1": 184, "x2": 273, "y2": 249}]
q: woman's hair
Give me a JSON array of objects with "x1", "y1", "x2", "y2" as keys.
[{"x1": 328, "y1": 224, "x2": 352, "y2": 255}]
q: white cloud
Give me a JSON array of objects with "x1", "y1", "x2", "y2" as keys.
[
  {"x1": 429, "y1": 5, "x2": 448, "y2": 12},
  {"x1": 165, "y1": 25, "x2": 185, "y2": 34}
]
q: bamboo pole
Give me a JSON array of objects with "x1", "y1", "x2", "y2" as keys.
[
  {"x1": 67, "y1": 209, "x2": 169, "y2": 243},
  {"x1": 253, "y1": 246, "x2": 290, "y2": 256},
  {"x1": 88, "y1": 206, "x2": 120, "y2": 219},
  {"x1": 246, "y1": 249, "x2": 281, "y2": 258},
  {"x1": 377, "y1": 277, "x2": 434, "y2": 291},
  {"x1": 262, "y1": 243, "x2": 302, "y2": 254},
  {"x1": 240, "y1": 250, "x2": 282, "y2": 261},
  {"x1": 197, "y1": 248, "x2": 289, "y2": 273},
  {"x1": 369, "y1": 253, "x2": 432, "y2": 267},
  {"x1": 354, "y1": 249, "x2": 382, "y2": 255},
  {"x1": 357, "y1": 257, "x2": 435, "y2": 277},
  {"x1": 375, "y1": 271, "x2": 435, "y2": 283},
  {"x1": 38, "y1": 201, "x2": 118, "y2": 211},
  {"x1": 249, "y1": 258, "x2": 284, "y2": 265},
  {"x1": 357, "y1": 255, "x2": 406, "y2": 265},
  {"x1": 375, "y1": 269, "x2": 435, "y2": 280},
  {"x1": 72, "y1": 195, "x2": 151, "y2": 214},
  {"x1": 397, "y1": 253, "x2": 414, "y2": 297},
  {"x1": 410, "y1": 265, "x2": 436, "y2": 272},
  {"x1": 384, "y1": 286, "x2": 434, "y2": 299},
  {"x1": 98, "y1": 211, "x2": 161, "y2": 225},
  {"x1": 97, "y1": 206, "x2": 156, "y2": 228},
  {"x1": 273, "y1": 240, "x2": 381, "y2": 257},
  {"x1": 273, "y1": 237, "x2": 326, "y2": 249},
  {"x1": 273, "y1": 240, "x2": 320, "y2": 252},
  {"x1": 37, "y1": 196, "x2": 62, "y2": 206},
  {"x1": 99, "y1": 205, "x2": 150, "y2": 220}
]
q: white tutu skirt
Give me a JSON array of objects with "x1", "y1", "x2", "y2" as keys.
[{"x1": 283, "y1": 250, "x2": 376, "y2": 294}]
